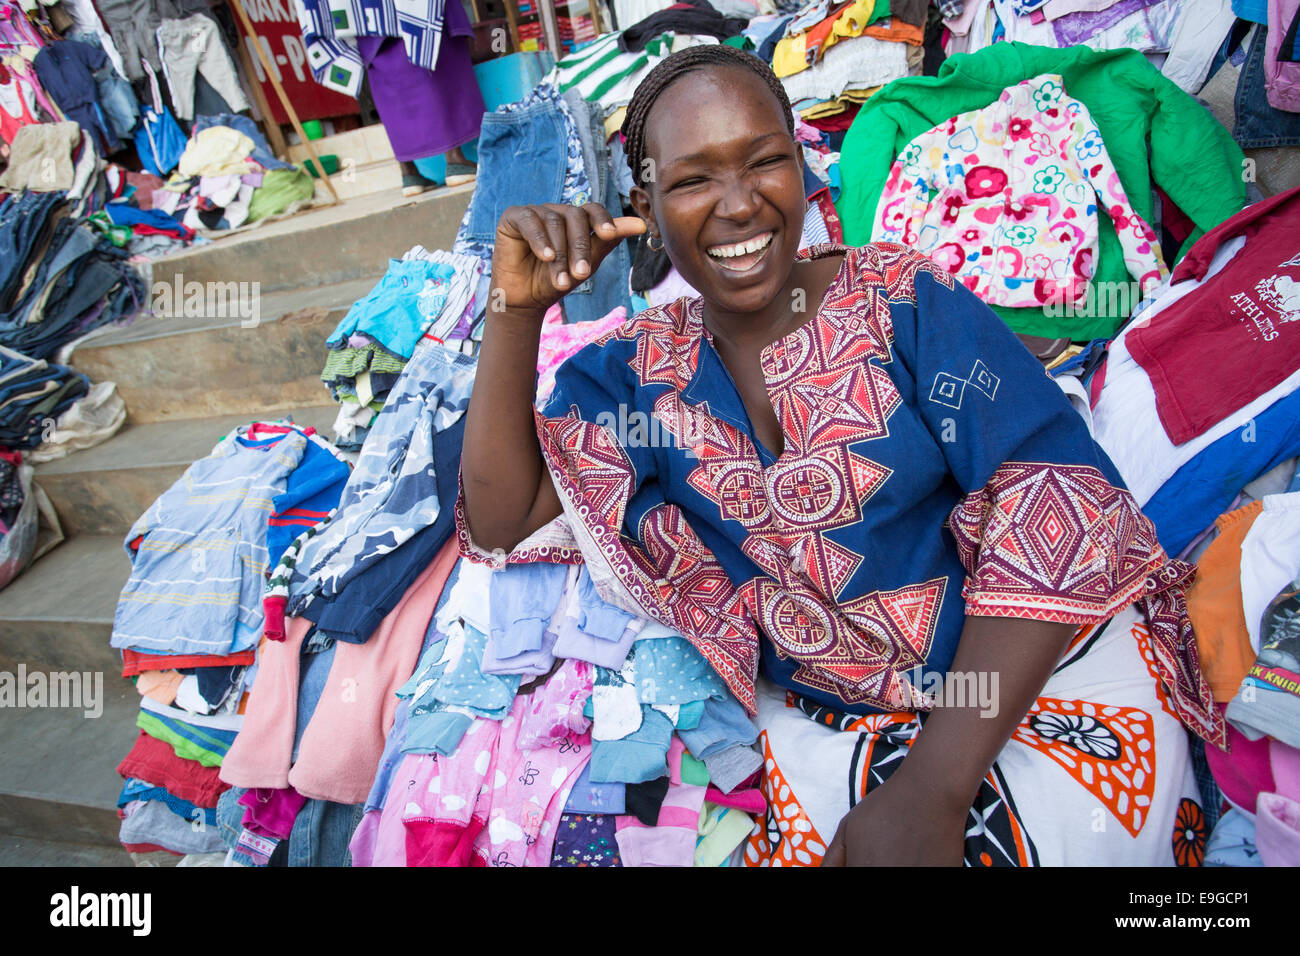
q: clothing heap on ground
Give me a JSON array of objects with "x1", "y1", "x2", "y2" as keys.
[
  {"x1": 2, "y1": 0, "x2": 312, "y2": 263},
  {"x1": 321, "y1": 247, "x2": 484, "y2": 452},
  {"x1": 108, "y1": 417, "x2": 351, "y2": 856},
  {"x1": 103, "y1": 0, "x2": 1300, "y2": 865}
]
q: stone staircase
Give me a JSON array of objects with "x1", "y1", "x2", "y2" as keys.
[{"x1": 0, "y1": 183, "x2": 474, "y2": 864}]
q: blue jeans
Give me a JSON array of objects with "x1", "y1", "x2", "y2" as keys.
[
  {"x1": 0, "y1": 192, "x2": 68, "y2": 310},
  {"x1": 463, "y1": 96, "x2": 572, "y2": 243},
  {"x1": 459, "y1": 84, "x2": 630, "y2": 324},
  {"x1": 70, "y1": 32, "x2": 138, "y2": 144},
  {"x1": 562, "y1": 92, "x2": 632, "y2": 324},
  {"x1": 285, "y1": 798, "x2": 365, "y2": 867},
  {"x1": 1235, "y1": 23, "x2": 1300, "y2": 148},
  {"x1": 217, "y1": 785, "x2": 365, "y2": 866}
]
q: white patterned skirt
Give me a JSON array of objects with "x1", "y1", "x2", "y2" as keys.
[{"x1": 743, "y1": 605, "x2": 1209, "y2": 866}]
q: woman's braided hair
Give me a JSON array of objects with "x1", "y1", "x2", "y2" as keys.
[{"x1": 622, "y1": 44, "x2": 795, "y2": 188}]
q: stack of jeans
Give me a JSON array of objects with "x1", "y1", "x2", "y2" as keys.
[
  {"x1": 0, "y1": 345, "x2": 90, "y2": 450},
  {"x1": 454, "y1": 83, "x2": 632, "y2": 329},
  {"x1": 0, "y1": 193, "x2": 147, "y2": 361}
]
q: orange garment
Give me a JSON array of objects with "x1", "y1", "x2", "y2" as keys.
[
  {"x1": 775, "y1": 12, "x2": 924, "y2": 80},
  {"x1": 135, "y1": 670, "x2": 183, "y2": 705},
  {"x1": 1186, "y1": 500, "x2": 1264, "y2": 702},
  {"x1": 858, "y1": 15, "x2": 924, "y2": 45}
]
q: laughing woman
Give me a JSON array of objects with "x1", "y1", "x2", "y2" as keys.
[{"x1": 459, "y1": 45, "x2": 1222, "y2": 866}]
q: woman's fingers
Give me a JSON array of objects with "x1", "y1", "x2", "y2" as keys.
[
  {"x1": 561, "y1": 205, "x2": 595, "y2": 280},
  {"x1": 610, "y1": 215, "x2": 648, "y2": 239},
  {"x1": 581, "y1": 210, "x2": 649, "y2": 276},
  {"x1": 501, "y1": 206, "x2": 555, "y2": 263},
  {"x1": 821, "y1": 824, "x2": 847, "y2": 867},
  {"x1": 538, "y1": 207, "x2": 572, "y2": 290},
  {"x1": 497, "y1": 205, "x2": 649, "y2": 305}
]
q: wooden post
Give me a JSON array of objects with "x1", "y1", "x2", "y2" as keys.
[
  {"x1": 227, "y1": 0, "x2": 341, "y2": 205},
  {"x1": 536, "y1": 0, "x2": 561, "y2": 58},
  {"x1": 504, "y1": 0, "x2": 521, "y2": 53},
  {"x1": 232, "y1": 34, "x2": 288, "y2": 160}
]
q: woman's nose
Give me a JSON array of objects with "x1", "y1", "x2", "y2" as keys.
[{"x1": 715, "y1": 174, "x2": 760, "y2": 221}]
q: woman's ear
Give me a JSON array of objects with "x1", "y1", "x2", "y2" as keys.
[{"x1": 629, "y1": 185, "x2": 657, "y2": 239}]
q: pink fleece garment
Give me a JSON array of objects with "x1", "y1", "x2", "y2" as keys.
[
  {"x1": 289, "y1": 537, "x2": 460, "y2": 804},
  {"x1": 238, "y1": 786, "x2": 307, "y2": 840},
  {"x1": 1257, "y1": 792, "x2": 1300, "y2": 866},
  {"x1": 1205, "y1": 706, "x2": 1276, "y2": 813},
  {"x1": 470, "y1": 693, "x2": 592, "y2": 867},
  {"x1": 400, "y1": 718, "x2": 503, "y2": 867},
  {"x1": 220, "y1": 617, "x2": 308, "y2": 790},
  {"x1": 704, "y1": 784, "x2": 766, "y2": 815}
]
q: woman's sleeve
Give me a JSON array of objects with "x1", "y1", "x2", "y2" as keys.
[
  {"x1": 871, "y1": 129, "x2": 938, "y2": 247},
  {"x1": 1071, "y1": 104, "x2": 1168, "y2": 296},
  {"x1": 898, "y1": 258, "x2": 1169, "y2": 624},
  {"x1": 895, "y1": 255, "x2": 1222, "y2": 743}
]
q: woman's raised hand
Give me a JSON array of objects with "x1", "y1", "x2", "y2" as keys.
[{"x1": 490, "y1": 203, "x2": 646, "y2": 316}]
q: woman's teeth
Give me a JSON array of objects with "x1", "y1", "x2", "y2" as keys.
[{"x1": 707, "y1": 232, "x2": 773, "y2": 259}]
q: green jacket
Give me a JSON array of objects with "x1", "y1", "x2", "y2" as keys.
[{"x1": 836, "y1": 42, "x2": 1247, "y2": 339}]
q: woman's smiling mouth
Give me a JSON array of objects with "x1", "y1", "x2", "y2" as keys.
[{"x1": 705, "y1": 231, "x2": 775, "y2": 272}]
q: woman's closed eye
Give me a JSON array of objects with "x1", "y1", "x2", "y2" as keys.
[{"x1": 666, "y1": 175, "x2": 709, "y2": 192}]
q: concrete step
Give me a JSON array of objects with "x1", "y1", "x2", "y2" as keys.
[
  {"x1": 0, "y1": 834, "x2": 132, "y2": 865},
  {"x1": 0, "y1": 535, "x2": 126, "y2": 675},
  {"x1": 0, "y1": 677, "x2": 138, "y2": 847},
  {"x1": 34, "y1": 407, "x2": 338, "y2": 538},
  {"x1": 150, "y1": 184, "x2": 474, "y2": 293},
  {"x1": 67, "y1": 278, "x2": 371, "y2": 425}
]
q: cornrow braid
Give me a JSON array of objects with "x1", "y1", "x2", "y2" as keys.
[{"x1": 623, "y1": 44, "x2": 795, "y2": 188}]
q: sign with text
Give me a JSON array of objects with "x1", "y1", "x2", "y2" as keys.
[{"x1": 231, "y1": 0, "x2": 359, "y2": 124}]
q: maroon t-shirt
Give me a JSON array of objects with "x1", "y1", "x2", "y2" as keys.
[{"x1": 1126, "y1": 185, "x2": 1300, "y2": 445}]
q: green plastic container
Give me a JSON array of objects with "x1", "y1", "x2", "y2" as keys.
[{"x1": 304, "y1": 153, "x2": 340, "y2": 178}]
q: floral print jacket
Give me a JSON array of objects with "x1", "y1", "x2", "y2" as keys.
[{"x1": 872, "y1": 74, "x2": 1168, "y2": 310}]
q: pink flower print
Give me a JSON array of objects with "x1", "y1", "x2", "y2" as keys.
[
  {"x1": 879, "y1": 196, "x2": 907, "y2": 238},
  {"x1": 1025, "y1": 253, "x2": 1054, "y2": 278},
  {"x1": 941, "y1": 194, "x2": 966, "y2": 224},
  {"x1": 995, "y1": 244, "x2": 1025, "y2": 278},
  {"x1": 1007, "y1": 116, "x2": 1033, "y2": 141},
  {"x1": 1130, "y1": 217, "x2": 1156, "y2": 242},
  {"x1": 1006, "y1": 199, "x2": 1035, "y2": 222},
  {"x1": 960, "y1": 262, "x2": 991, "y2": 296},
  {"x1": 1035, "y1": 276, "x2": 1080, "y2": 308},
  {"x1": 930, "y1": 242, "x2": 966, "y2": 274},
  {"x1": 1053, "y1": 220, "x2": 1085, "y2": 249},
  {"x1": 961, "y1": 227, "x2": 983, "y2": 243},
  {"x1": 1071, "y1": 247, "x2": 1095, "y2": 280},
  {"x1": 1029, "y1": 132, "x2": 1054, "y2": 157},
  {"x1": 1138, "y1": 269, "x2": 1163, "y2": 293},
  {"x1": 965, "y1": 165, "x2": 1007, "y2": 199}
]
